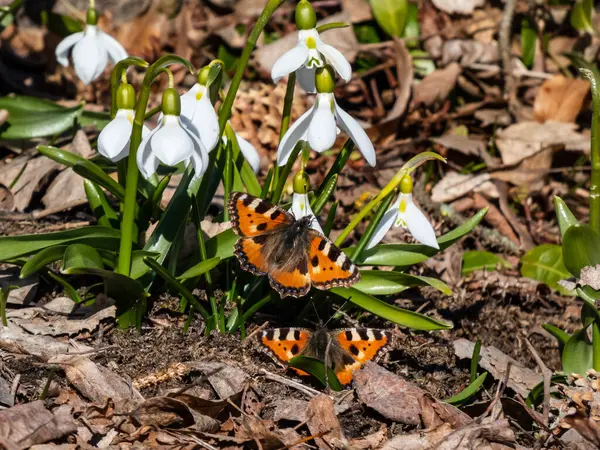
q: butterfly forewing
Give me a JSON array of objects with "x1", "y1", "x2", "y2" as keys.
[
  {"x1": 228, "y1": 192, "x2": 294, "y2": 237},
  {"x1": 307, "y1": 231, "x2": 361, "y2": 289},
  {"x1": 260, "y1": 328, "x2": 312, "y2": 364}
]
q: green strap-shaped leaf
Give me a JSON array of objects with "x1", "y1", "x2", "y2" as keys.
[
  {"x1": 445, "y1": 372, "x2": 487, "y2": 405},
  {"x1": 542, "y1": 323, "x2": 570, "y2": 346},
  {"x1": 61, "y1": 244, "x2": 104, "y2": 273},
  {"x1": 20, "y1": 245, "x2": 68, "y2": 279},
  {"x1": 370, "y1": 0, "x2": 408, "y2": 37},
  {"x1": 178, "y1": 257, "x2": 221, "y2": 281},
  {"x1": 461, "y1": 251, "x2": 511, "y2": 275},
  {"x1": 562, "y1": 326, "x2": 593, "y2": 375},
  {"x1": 84, "y1": 180, "x2": 119, "y2": 229},
  {"x1": 554, "y1": 196, "x2": 578, "y2": 238},
  {"x1": 354, "y1": 270, "x2": 451, "y2": 296},
  {"x1": 520, "y1": 244, "x2": 574, "y2": 295},
  {"x1": 288, "y1": 355, "x2": 343, "y2": 391}
]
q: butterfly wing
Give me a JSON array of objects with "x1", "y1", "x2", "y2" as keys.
[
  {"x1": 331, "y1": 328, "x2": 391, "y2": 384},
  {"x1": 234, "y1": 235, "x2": 270, "y2": 275},
  {"x1": 268, "y1": 256, "x2": 311, "y2": 298},
  {"x1": 260, "y1": 328, "x2": 312, "y2": 365},
  {"x1": 228, "y1": 192, "x2": 294, "y2": 237},
  {"x1": 307, "y1": 231, "x2": 361, "y2": 290}
]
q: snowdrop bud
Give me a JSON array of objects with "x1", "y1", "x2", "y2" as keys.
[
  {"x1": 400, "y1": 175, "x2": 413, "y2": 194},
  {"x1": 161, "y1": 88, "x2": 181, "y2": 116},
  {"x1": 116, "y1": 83, "x2": 135, "y2": 110},
  {"x1": 197, "y1": 65, "x2": 210, "y2": 86},
  {"x1": 315, "y1": 65, "x2": 335, "y2": 93},
  {"x1": 86, "y1": 8, "x2": 98, "y2": 25},
  {"x1": 293, "y1": 170, "x2": 311, "y2": 194},
  {"x1": 296, "y1": 0, "x2": 317, "y2": 30}
]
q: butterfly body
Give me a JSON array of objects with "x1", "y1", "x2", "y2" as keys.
[
  {"x1": 260, "y1": 327, "x2": 391, "y2": 385},
  {"x1": 228, "y1": 192, "x2": 360, "y2": 298}
]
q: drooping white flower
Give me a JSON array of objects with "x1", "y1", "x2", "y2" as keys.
[
  {"x1": 291, "y1": 192, "x2": 323, "y2": 233},
  {"x1": 137, "y1": 88, "x2": 209, "y2": 180},
  {"x1": 366, "y1": 177, "x2": 439, "y2": 250},
  {"x1": 223, "y1": 129, "x2": 261, "y2": 174},
  {"x1": 277, "y1": 92, "x2": 375, "y2": 167},
  {"x1": 179, "y1": 83, "x2": 220, "y2": 153},
  {"x1": 97, "y1": 109, "x2": 150, "y2": 162},
  {"x1": 271, "y1": 0, "x2": 351, "y2": 93},
  {"x1": 55, "y1": 23, "x2": 127, "y2": 85}
]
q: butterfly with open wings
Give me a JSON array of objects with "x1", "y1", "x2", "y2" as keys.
[{"x1": 228, "y1": 192, "x2": 360, "y2": 298}]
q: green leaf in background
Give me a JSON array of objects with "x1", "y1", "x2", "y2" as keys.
[
  {"x1": 84, "y1": 180, "x2": 119, "y2": 229},
  {"x1": 445, "y1": 372, "x2": 488, "y2": 405},
  {"x1": 554, "y1": 196, "x2": 578, "y2": 237},
  {"x1": 332, "y1": 287, "x2": 452, "y2": 331},
  {"x1": 355, "y1": 270, "x2": 451, "y2": 296},
  {"x1": 79, "y1": 110, "x2": 111, "y2": 130},
  {"x1": 20, "y1": 245, "x2": 68, "y2": 278},
  {"x1": 562, "y1": 326, "x2": 593, "y2": 375},
  {"x1": 470, "y1": 339, "x2": 482, "y2": 382},
  {"x1": 526, "y1": 374, "x2": 568, "y2": 407},
  {"x1": 570, "y1": 0, "x2": 594, "y2": 33},
  {"x1": 403, "y1": 2, "x2": 419, "y2": 47},
  {"x1": 542, "y1": 323, "x2": 570, "y2": 346},
  {"x1": 61, "y1": 244, "x2": 104, "y2": 273},
  {"x1": 0, "y1": 226, "x2": 121, "y2": 261},
  {"x1": 354, "y1": 23, "x2": 381, "y2": 44},
  {"x1": 41, "y1": 10, "x2": 83, "y2": 36},
  {"x1": 178, "y1": 257, "x2": 221, "y2": 281},
  {"x1": 47, "y1": 271, "x2": 83, "y2": 303},
  {"x1": 461, "y1": 251, "x2": 511, "y2": 276},
  {"x1": 0, "y1": 97, "x2": 83, "y2": 140},
  {"x1": 520, "y1": 17, "x2": 537, "y2": 69},
  {"x1": 562, "y1": 224, "x2": 600, "y2": 277},
  {"x1": 370, "y1": 0, "x2": 408, "y2": 37},
  {"x1": 520, "y1": 244, "x2": 574, "y2": 295},
  {"x1": 205, "y1": 229, "x2": 236, "y2": 261},
  {"x1": 352, "y1": 208, "x2": 487, "y2": 267},
  {"x1": 288, "y1": 356, "x2": 343, "y2": 391}
]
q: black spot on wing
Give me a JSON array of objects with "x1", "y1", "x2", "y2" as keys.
[
  {"x1": 242, "y1": 195, "x2": 253, "y2": 206},
  {"x1": 253, "y1": 235, "x2": 268, "y2": 245},
  {"x1": 270, "y1": 210, "x2": 282, "y2": 220},
  {"x1": 291, "y1": 344, "x2": 299, "y2": 355},
  {"x1": 255, "y1": 201, "x2": 270, "y2": 214},
  {"x1": 256, "y1": 223, "x2": 267, "y2": 231},
  {"x1": 358, "y1": 329, "x2": 370, "y2": 341},
  {"x1": 297, "y1": 258, "x2": 308, "y2": 275},
  {"x1": 264, "y1": 330, "x2": 274, "y2": 340},
  {"x1": 328, "y1": 245, "x2": 341, "y2": 262},
  {"x1": 311, "y1": 255, "x2": 319, "y2": 267},
  {"x1": 293, "y1": 329, "x2": 301, "y2": 340},
  {"x1": 345, "y1": 330, "x2": 353, "y2": 341},
  {"x1": 342, "y1": 258, "x2": 352, "y2": 271},
  {"x1": 318, "y1": 239, "x2": 326, "y2": 251},
  {"x1": 349, "y1": 344, "x2": 360, "y2": 356}
]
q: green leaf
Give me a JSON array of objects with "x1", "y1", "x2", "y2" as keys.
[
  {"x1": 403, "y1": 2, "x2": 419, "y2": 47},
  {"x1": 526, "y1": 374, "x2": 568, "y2": 407},
  {"x1": 554, "y1": 196, "x2": 578, "y2": 237},
  {"x1": 562, "y1": 326, "x2": 593, "y2": 375},
  {"x1": 351, "y1": 208, "x2": 487, "y2": 266},
  {"x1": 445, "y1": 372, "x2": 487, "y2": 405},
  {"x1": 311, "y1": 174, "x2": 338, "y2": 216},
  {"x1": 520, "y1": 244, "x2": 574, "y2": 295},
  {"x1": 521, "y1": 17, "x2": 537, "y2": 69},
  {"x1": 571, "y1": 0, "x2": 594, "y2": 33},
  {"x1": 84, "y1": 180, "x2": 119, "y2": 229},
  {"x1": 288, "y1": 356, "x2": 343, "y2": 391},
  {"x1": 131, "y1": 251, "x2": 160, "y2": 280},
  {"x1": 471, "y1": 339, "x2": 482, "y2": 382},
  {"x1": 332, "y1": 287, "x2": 452, "y2": 330},
  {"x1": 38, "y1": 146, "x2": 125, "y2": 202},
  {"x1": 542, "y1": 323, "x2": 570, "y2": 346},
  {"x1": 47, "y1": 271, "x2": 83, "y2": 303},
  {"x1": 370, "y1": 0, "x2": 408, "y2": 37},
  {"x1": 79, "y1": 110, "x2": 111, "y2": 130},
  {"x1": 354, "y1": 270, "x2": 451, "y2": 296},
  {"x1": 0, "y1": 97, "x2": 84, "y2": 139},
  {"x1": 461, "y1": 251, "x2": 511, "y2": 275},
  {"x1": 41, "y1": 11, "x2": 83, "y2": 36},
  {"x1": 20, "y1": 245, "x2": 68, "y2": 278},
  {"x1": 0, "y1": 226, "x2": 121, "y2": 261},
  {"x1": 178, "y1": 257, "x2": 221, "y2": 281},
  {"x1": 562, "y1": 225, "x2": 600, "y2": 277},
  {"x1": 61, "y1": 244, "x2": 104, "y2": 273},
  {"x1": 205, "y1": 229, "x2": 237, "y2": 261}
]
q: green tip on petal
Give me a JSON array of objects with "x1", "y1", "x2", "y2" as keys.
[
  {"x1": 86, "y1": 7, "x2": 98, "y2": 25},
  {"x1": 197, "y1": 66, "x2": 210, "y2": 86},
  {"x1": 116, "y1": 83, "x2": 136, "y2": 110},
  {"x1": 315, "y1": 65, "x2": 335, "y2": 93},
  {"x1": 400, "y1": 175, "x2": 413, "y2": 194},
  {"x1": 161, "y1": 87, "x2": 181, "y2": 116},
  {"x1": 293, "y1": 170, "x2": 311, "y2": 194},
  {"x1": 295, "y1": 0, "x2": 317, "y2": 30}
]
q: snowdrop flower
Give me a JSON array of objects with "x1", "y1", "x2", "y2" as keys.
[
  {"x1": 97, "y1": 83, "x2": 150, "y2": 162},
  {"x1": 271, "y1": 0, "x2": 351, "y2": 93},
  {"x1": 223, "y1": 125, "x2": 261, "y2": 174},
  {"x1": 55, "y1": 7, "x2": 127, "y2": 85},
  {"x1": 177, "y1": 66, "x2": 220, "y2": 153},
  {"x1": 366, "y1": 176, "x2": 439, "y2": 250},
  {"x1": 137, "y1": 87, "x2": 209, "y2": 180},
  {"x1": 277, "y1": 65, "x2": 375, "y2": 167},
  {"x1": 290, "y1": 171, "x2": 323, "y2": 233}
]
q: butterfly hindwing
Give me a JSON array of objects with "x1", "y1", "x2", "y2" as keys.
[
  {"x1": 333, "y1": 328, "x2": 391, "y2": 384},
  {"x1": 308, "y1": 231, "x2": 361, "y2": 289},
  {"x1": 234, "y1": 235, "x2": 270, "y2": 275},
  {"x1": 260, "y1": 328, "x2": 312, "y2": 364},
  {"x1": 268, "y1": 260, "x2": 311, "y2": 298},
  {"x1": 228, "y1": 192, "x2": 294, "y2": 237}
]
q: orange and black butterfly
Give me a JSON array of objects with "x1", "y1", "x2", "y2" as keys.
[
  {"x1": 228, "y1": 192, "x2": 360, "y2": 298},
  {"x1": 259, "y1": 327, "x2": 391, "y2": 385}
]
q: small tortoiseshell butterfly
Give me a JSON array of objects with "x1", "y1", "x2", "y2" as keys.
[
  {"x1": 228, "y1": 192, "x2": 360, "y2": 298},
  {"x1": 260, "y1": 327, "x2": 391, "y2": 385}
]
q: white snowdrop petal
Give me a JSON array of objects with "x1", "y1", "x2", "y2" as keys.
[
  {"x1": 236, "y1": 134, "x2": 260, "y2": 173},
  {"x1": 317, "y1": 42, "x2": 352, "y2": 81},
  {"x1": 334, "y1": 100, "x2": 376, "y2": 166},
  {"x1": 187, "y1": 128, "x2": 209, "y2": 179},
  {"x1": 296, "y1": 65, "x2": 316, "y2": 93},
  {"x1": 98, "y1": 30, "x2": 128, "y2": 64},
  {"x1": 151, "y1": 116, "x2": 194, "y2": 166},
  {"x1": 404, "y1": 198, "x2": 439, "y2": 249},
  {"x1": 307, "y1": 95, "x2": 337, "y2": 152},
  {"x1": 193, "y1": 91, "x2": 220, "y2": 152},
  {"x1": 55, "y1": 32, "x2": 84, "y2": 66},
  {"x1": 271, "y1": 45, "x2": 309, "y2": 82},
  {"x1": 72, "y1": 33, "x2": 107, "y2": 84},
  {"x1": 365, "y1": 197, "x2": 401, "y2": 250},
  {"x1": 277, "y1": 106, "x2": 314, "y2": 166},
  {"x1": 180, "y1": 84, "x2": 201, "y2": 121},
  {"x1": 97, "y1": 109, "x2": 133, "y2": 161},
  {"x1": 290, "y1": 193, "x2": 324, "y2": 234},
  {"x1": 136, "y1": 127, "x2": 161, "y2": 179}
]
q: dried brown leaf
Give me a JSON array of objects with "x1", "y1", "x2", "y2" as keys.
[
  {"x1": 411, "y1": 63, "x2": 461, "y2": 108},
  {"x1": 306, "y1": 395, "x2": 346, "y2": 450},
  {"x1": 431, "y1": 172, "x2": 499, "y2": 203},
  {"x1": 132, "y1": 397, "x2": 195, "y2": 428},
  {"x1": 431, "y1": 0, "x2": 485, "y2": 14},
  {"x1": 0, "y1": 323, "x2": 92, "y2": 359},
  {"x1": 187, "y1": 361, "x2": 249, "y2": 398},
  {"x1": 534, "y1": 75, "x2": 590, "y2": 123}
]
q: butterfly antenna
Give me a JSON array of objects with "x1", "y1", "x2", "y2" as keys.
[
  {"x1": 311, "y1": 302, "x2": 322, "y2": 326},
  {"x1": 323, "y1": 299, "x2": 349, "y2": 328}
]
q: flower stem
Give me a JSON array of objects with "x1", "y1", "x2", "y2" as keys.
[
  {"x1": 271, "y1": 72, "x2": 296, "y2": 197},
  {"x1": 217, "y1": 0, "x2": 284, "y2": 136},
  {"x1": 334, "y1": 151, "x2": 445, "y2": 246},
  {"x1": 271, "y1": 141, "x2": 304, "y2": 204},
  {"x1": 594, "y1": 320, "x2": 600, "y2": 371},
  {"x1": 581, "y1": 69, "x2": 600, "y2": 233}
]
